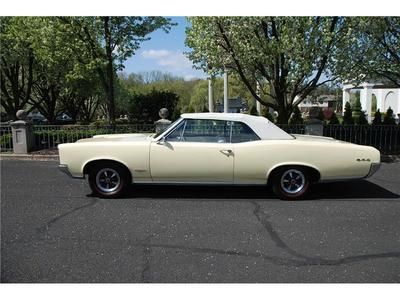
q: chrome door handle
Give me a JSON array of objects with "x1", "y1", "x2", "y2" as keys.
[{"x1": 220, "y1": 149, "x2": 233, "y2": 156}]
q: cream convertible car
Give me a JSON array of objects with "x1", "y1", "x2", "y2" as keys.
[{"x1": 58, "y1": 113, "x2": 381, "y2": 200}]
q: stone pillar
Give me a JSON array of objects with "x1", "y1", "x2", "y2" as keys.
[
  {"x1": 360, "y1": 83, "x2": 374, "y2": 123},
  {"x1": 10, "y1": 110, "x2": 35, "y2": 154},
  {"x1": 154, "y1": 108, "x2": 172, "y2": 134},
  {"x1": 223, "y1": 69, "x2": 229, "y2": 113},
  {"x1": 208, "y1": 77, "x2": 214, "y2": 113}
]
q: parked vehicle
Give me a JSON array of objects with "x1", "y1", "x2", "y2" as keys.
[{"x1": 58, "y1": 113, "x2": 381, "y2": 200}]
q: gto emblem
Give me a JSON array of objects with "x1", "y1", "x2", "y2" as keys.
[{"x1": 356, "y1": 158, "x2": 371, "y2": 162}]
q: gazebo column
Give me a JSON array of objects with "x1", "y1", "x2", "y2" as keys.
[
  {"x1": 208, "y1": 77, "x2": 214, "y2": 112},
  {"x1": 360, "y1": 83, "x2": 374, "y2": 123},
  {"x1": 377, "y1": 89, "x2": 385, "y2": 112},
  {"x1": 342, "y1": 84, "x2": 352, "y2": 115}
]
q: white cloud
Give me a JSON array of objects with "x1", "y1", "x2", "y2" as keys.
[
  {"x1": 141, "y1": 49, "x2": 193, "y2": 71},
  {"x1": 141, "y1": 49, "x2": 171, "y2": 59},
  {"x1": 140, "y1": 49, "x2": 206, "y2": 80}
]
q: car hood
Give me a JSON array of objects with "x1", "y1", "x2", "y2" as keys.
[
  {"x1": 292, "y1": 134, "x2": 348, "y2": 143},
  {"x1": 76, "y1": 133, "x2": 154, "y2": 143}
]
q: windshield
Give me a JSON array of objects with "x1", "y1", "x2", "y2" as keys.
[{"x1": 153, "y1": 117, "x2": 183, "y2": 139}]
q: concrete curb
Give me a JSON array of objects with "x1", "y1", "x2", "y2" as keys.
[{"x1": 0, "y1": 154, "x2": 59, "y2": 161}]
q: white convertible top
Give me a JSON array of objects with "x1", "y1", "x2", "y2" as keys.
[{"x1": 181, "y1": 113, "x2": 293, "y2": 140}]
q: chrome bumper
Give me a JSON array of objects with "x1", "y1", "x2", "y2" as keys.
[
  {"x1": 58, "y1": 164, "x2": 73, "y2": 178},
  {"x1": 366, "y1": 163, "x2": 381, "y2": 178}
]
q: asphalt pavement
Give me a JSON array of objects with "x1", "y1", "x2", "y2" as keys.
[{"x1": 1, "y1": 159, "x2": 400, "y2": 282}]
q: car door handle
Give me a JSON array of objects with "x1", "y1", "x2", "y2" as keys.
[{"x1": 220, "y1": 149, "x2": 233, "y2": 156}]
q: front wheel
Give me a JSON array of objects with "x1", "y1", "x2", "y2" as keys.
[
  {"x1": 272, "y1": 167, "x2": 310, "y2": 200},
  {"x1": 88, "y1": 163, "x2": 129, "y2": 198}
]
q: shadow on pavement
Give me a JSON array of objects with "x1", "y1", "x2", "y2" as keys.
[{"x1": 100, "y1": 179, "x2": 400, "y2": 201}]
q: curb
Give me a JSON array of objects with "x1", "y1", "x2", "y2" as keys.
[
  {"x1": 381, "y1": 155, "x2": 400, "y2": 163},
  {"x1": 0, "y1": 154, "x2": 59, "y2": 161}
]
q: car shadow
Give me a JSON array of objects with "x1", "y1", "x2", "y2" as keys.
[{"x1": 102, "y1": 179, "x2": 399, "y2": 201}]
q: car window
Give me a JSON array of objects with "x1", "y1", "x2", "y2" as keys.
[
  {"x1": 231, "y1": 121, "x2": 260, "y2": 143},
  {"x1": 179, "y1": 119, "x2": 230, "y2": 143},
  {"x1": 165, "y1": 120, "x2": 185, "y2": 142}
]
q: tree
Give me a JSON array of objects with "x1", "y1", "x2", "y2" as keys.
[
  {"x1": 26, "y1": 17, "x2": 89, "y2": 124},
  {"x1": 383, "y1": 107, "x2": 396, "y2": 125},
  {"x1": 0, "y1": 17, "x2": 34, "y2": 120},
  {"x1": 128, "y1": 89, "x2": 179, "y2": 123},
  {"x1": 186, "y1": 17, "x2": 354, "y2": 123},
  {"x1": 60, "y1": 17, "x2": 174, "y2": 125},
  {"x1": 339, "y1": 17, "x2": 400, "y2": 87},
  {"x1": 343, "y1": 101, "x2": 354, "y2": 125}
]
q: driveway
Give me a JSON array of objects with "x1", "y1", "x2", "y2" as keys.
[{"x1": 1, "y1": 160, "x2": 400, "y2": 282}]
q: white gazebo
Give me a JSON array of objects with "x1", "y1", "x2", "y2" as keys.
[{"x1": 342, "y1": 81, "x2": 400, "y2": 122}]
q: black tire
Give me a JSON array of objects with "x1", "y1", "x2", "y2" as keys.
[
  {"x1": 271, "y1": 167, "x2": 310, "y2": 200},
  {"x1": 88, "y1": 162, "x2": 130, "y2": 198}
]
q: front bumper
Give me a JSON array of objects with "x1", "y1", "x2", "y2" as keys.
[
  {"x1": 366, "y1": 163, "x2": 381, "y2": 178},
  {"x1": 58, "y1": 164, "x2": 73, "y2": 177}
]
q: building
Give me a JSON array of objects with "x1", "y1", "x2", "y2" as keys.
[
  {"x1": 298, "y1": 95, "x2": 341, "y2": 114},
  {"x1": 215, "y1": 97, "x2": 249, "y2": 113}
]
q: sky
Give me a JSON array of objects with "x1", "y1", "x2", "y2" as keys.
[{"x1": 123, "y1": 17, "x2": 206, "y2": 81}]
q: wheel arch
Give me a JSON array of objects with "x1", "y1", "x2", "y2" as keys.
[
  {"x1": 83, "y1": 158, "x2": 132, "y2": 183},
  {"x1": 266, "y1": 163, "x2": 321, "y2": 185}
]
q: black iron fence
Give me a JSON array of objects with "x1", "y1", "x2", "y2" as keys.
[
  {"x1": 1, "y1": 123, "x2": 399, "y2": 154},
  {"x1": 323, "y1": 125, "x2": 400, "y2": 155},
  {"x1": 0, "y1": 125, "x2": 13, "y2": 152}
]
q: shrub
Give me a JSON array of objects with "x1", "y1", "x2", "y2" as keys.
[
  {"x1": 383, "y1": 107, "x2": 396, "y2": 125},
  {"x1": 343, "y1": 101, "x2": 354, "y2": 125},
  {"x1": 358, "y1": 110, "x2": 369, "y2": 125},
  {"x1": 289, "y1": 106, "x2": 304, "y2": 124},
  {"x1": 329, "y1": 112, "x2": 340, "y2": 125},
  {"x1": 372, "y1": 109, "x2": 382, "y2": 125}
]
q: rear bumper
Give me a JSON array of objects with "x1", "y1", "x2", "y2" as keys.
[{"x1": 366, "y1": 163, "x2": 381, "y2": 178}]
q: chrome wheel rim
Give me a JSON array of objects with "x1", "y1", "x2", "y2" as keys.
[
  {"x1": 95, "y1": 168, "x2": 121, "y2": 193},
  {"x1": 280, "y1": 169, "x2": 305, "y2": 194}
]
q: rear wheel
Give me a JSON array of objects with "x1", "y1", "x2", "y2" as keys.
[
  {"x1": 88, "y1": 163, "x2": 129, "y2": 198},
  {"x1": 272, "y1": 167, "x2": 310, "y2": 200}
]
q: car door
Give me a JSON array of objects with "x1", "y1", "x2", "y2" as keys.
[
  {"x1": 230, "y1": 121, "x2": 267, "y2": 184},
  {"x1": 150, "y1": 119, "x2": 234, "y2": 183}
]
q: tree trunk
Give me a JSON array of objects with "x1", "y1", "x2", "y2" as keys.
[{"x1": 103, "y1": 17, "x2": 116, "y2": 127}]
